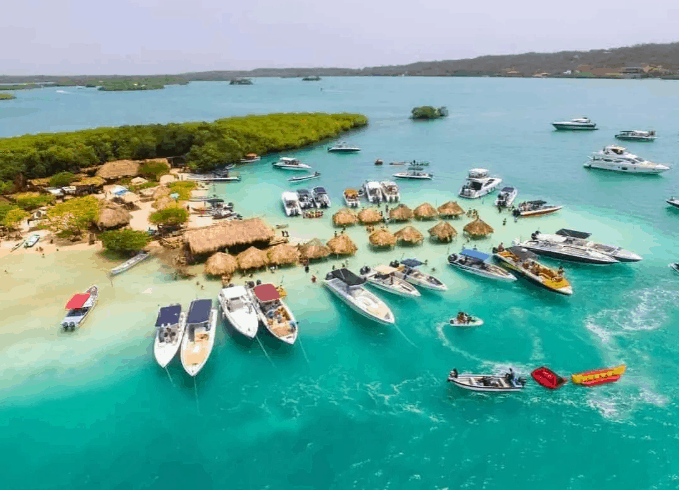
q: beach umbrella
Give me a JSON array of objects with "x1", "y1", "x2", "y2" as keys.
[
  {"x1": 414, "y1": 203, "x2": 438, "y2": 220},
  {"x1": 298, "y1": 238, "x2": 331, "y2": 260},
  {"x1": 437, "y1": 201, "x2": 465, "y2": 218},
  {"x1": 237, "y1": 246, "x2": 269, "y2": 270},
  {"x1": 332, "y1": 209, "x2": 358, "y2": 227},
  {"x1": 463, "y1": 218, "x2": 494, "y2": 238},
  {"x1": 369, "y1": 228, "x2": 396, "y2": 247},
  {"x1": 394, "y1": 226, "x2": 424, "y2": 245},
  {"x1": 267, "y1": 243, "x2": 300, "y2": 266},
  {"x1": 358, "y1": 207, "x2": 382, "y2": 224},
  {"x1": 389, "y1": 204, "x2": 413, "y2": 221},
  {"x1": 428, "y1": 221, "x2": 457, "y2": 242},
  {"x1": 204, "y1": 252, "x2": 238, "y2": 276},
  {"x1": 326, "y1": 234, "x2": 358, "y2": 255}
]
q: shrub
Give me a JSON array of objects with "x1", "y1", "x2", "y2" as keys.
[
  {"x1": 45, "y1": 195, "x2": 99, "y2": 236},
  {"x1": 168, "y1": 181, "x2": 197, "y2": 200},
  {"x1": 100, "y1": 229, "x2": 150, "y2": 252},
  {"x1": 49, "y1": 171, "x2": 77, "y2": 188},
  {"x1": 138, "y1": 160, "x2": 170, "y2": 180},
  {"x1": 13, "y1": 192, "x2": 55, "y2": 211},
  {"x1": 3, "y1": 208, "x2": 29, "y2": 230},
  {"x1": 149, "y1": 206, "x2": 189, "y2": 227}
]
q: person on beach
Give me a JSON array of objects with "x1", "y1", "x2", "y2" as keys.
[{"x1": 503, "y1": 218, "x2": 507, "y2": 226}]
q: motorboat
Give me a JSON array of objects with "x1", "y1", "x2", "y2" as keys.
[
  {"x1": 667, "y1": 197, "x2": 679, "y2": 209},
  {"x1": 512, "y1": 200, "x2": 562, "y2": 217},
  {"x1": 447, "y1": 369, "x2": 526, "y2": 392},
  {"x1": 393, "y1": 168, "x2": 433, "y2": 180},
  {"x1": 362, "y1": 181, "x2": 383, "y2": 204},
  {"x1": 389, "y1": 161, "x2": 407, "y2": 166},
  {"x1": 670, "y1": 263, "x2": 679, "y2": 274},
  {"x1": 218, "y1": 285, "x2": 259, "y2": 339},
  {"x1": 311, "y1": 186, "x2": 331, "y2": 208},
  {"x1": 494, "y1": 186, "x2": 517, "y2": 208},
  {"x1": 24, "y1": 233, "x2": 40, "y2": 248},
  {"x1": 374, "y1": 159, "x2": 383, "y2": 166},
  {"x1": 358, "y1": 265, "x2": 421, "y2": 298},
  {"x1": 296, "y1": 189, "x2": 315, "y2": 210},
  {"x1": 281, "y1": 191, "x2": 302, "y2": 217},
  {"x1": 494, "y1": 246, "x2": 573, "y2": 295},
  {"x1": 328, "y1": 141, "x2": 360, "y2": 152},
  {"x1": 186, "y1": 172, "x2": 241, "y2": 182},
  {"x1": 522, "y1": 229, "x2": 642, "y2": 262},
  {"x1": 180, "y1": 299, "x2": 218, "y2": 377},
  {"x1": 585, "y1": 145, "x2": 670, "y2": 174},
  {"x1": 10, "y1": 239, "x2": 24, "y2": 252},
  {"x1": 273, "y1": 157, "x2": 312, "y2": 171},
  {"x1": 552, "y1": 117, "x2": 597, "y2": 130},
  {"x1": 324, "y1": 268, "x2": 395, "y2": 325},
  {"x1": 379, "y1": 181, "x2": 400, "y2": 202},
  {"x1": 60, "y1": 285, "x2": 98, "y2": 331},
  {"x1": 288, "y1": 171, "x2": 321, "y2": 183},
  {"x1": 390, "y1": 258, "x2": 447, "y2": 292},
  {"x1": 110, "y1": 251, "x2": 150, "y2": 276},
  {"x1": 240, "y1": 153, "x2": 261, "y2": 163},
  {"x1": 571, "y1": 365, "x2": 626, "y2": 386},
  {"x1": 531, "y1": 366, "x2": 567, "y2": 389},
  {"x1": 458, "y1": 169, "x2": 502, "y2": 199},
  {"x1": 516, "y1": 232, "x2": 618, "y2": 265},
  {"x1": 343, "y1": 188, "x2": 360, "y2": 208},
  {"x1": 615, "y1": 130, "x2": 656, "y2": 142},
  {"x1": 249, "y1": 283, "x2": 298, "y2": 344},
  {"x1": 447, "y1": 249, "x2": 517, "y2": 281},
  {"x1": 154, "y1": 304, "x2": 187, "y2": 368},
  {"x1": 449, "y1": 314, "x2": 483, "y2": 327}
]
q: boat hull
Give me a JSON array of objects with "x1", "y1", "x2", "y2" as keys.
[
  {"x1": 154, "y1": 312, "x2": 187, "y2": 368},
  {"x1": 518, "y1": 243, "x2": 617, "y2": 264},
  {"x1": 584, "y1": 161, "x2": 668, "y2": 174},
  {"x1": 552, "y1": 123, "x2": 597, "y2": 130},
  {"x1": 324, "y1": 282, "x2": 395, "y2": 325}
]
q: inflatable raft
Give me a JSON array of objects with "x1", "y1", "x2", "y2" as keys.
[
  {"x1": 571, "y1": 364, "x2": 626, "y2": 386},
  {"x1": 531, "y1": 366, "x2": 567, "y2": 389}
]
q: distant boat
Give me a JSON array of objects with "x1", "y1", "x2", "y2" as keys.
[
  {"x1": 343, "y1": 188, "x2": 360, "y2": 208},
  {"x1": 273, "y1": 157, "x2": 312, "y2": 171},
  {"x1": 328, "y1": 142, "x2": 360, "y2": 153},
  {"x1": 24, "y1": 234, "x2": 40, "y2": 248},
  {"x1": 240, "y1": 153, "x2": 261, "y2": 163},
  {"x1": 230, "y1": 78, "x2": 253, "y2": 85},
  {"x1": 288, "y1": 171, "x2": 321, "y2": 183},
  {"x1": 552, "y1": 117, "x2": 597, "y2": 130},
  {"x1": 154, "y1": 304, "x2": 187, "y2": 368},
  {"x1": 180, "y1": 299, "x2": 218, "y2": 376},
  {"x1": 459, "y1": 169, "x2": 502, "y2": 199},
  {"x1": 494, "y1": 186, "x2": 517, "y2": 207},
  {"x1": 585, "y1": 145, "x2": 670, "y2": 174},
  {"x1": 109, "y1": 251, "x2": 149, "y2": 276},
  {"x1": 186, "y1": 172, "x2": 241, "y2": 182},
  {"x1": 302, "y1": 76, "x2": 321, "y2": 81},
  {"x1": 10, "y1": 239, "x2": 25, "y2": 252},
  {"x1": 61, "y1": 285, "x2": 98, "y2": 331},
  {"x1": 615, "y1": 130, "x2": 656, "y2": 142},
  {"x1": 667, "y1": 197, "x2": 679, "y2": 209},
  {"x1": 512, "y1": 200, "x2": 563, "y2": 217},
  {"x1": 393, "y1": 168, "x2": 433, "y2": 180}
]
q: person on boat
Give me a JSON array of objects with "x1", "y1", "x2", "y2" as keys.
[
  {"x1": 450, "y1": 368, "x2": 458, "y2": 379},
  {"x1": 497, "y1": 242, "x2": 505, "y2": 252},
  {"x1": 557, "y1": 265, "x2": 564, "y2": 276},
  {"x1": 311, "y1": 275, "x2": 317, "y2": 283}
]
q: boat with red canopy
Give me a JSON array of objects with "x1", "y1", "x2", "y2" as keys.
[
  {"x1": 531, "y1": 366, "x2": 567, "y2": 389},
  {"x1": 61, "y1": 285, "x2": 98, "y2": 331},
  {"x1": 248, "y1": 283, "x2": 298, "y2": 344}
]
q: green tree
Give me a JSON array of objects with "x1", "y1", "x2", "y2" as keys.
[
  {"x1": 149, "y1": 206, "x2": 189, "y2": 227},
  {"x1": 45, "y1": 195, "x2": 99, "y2": 237},
  {"x1": 100, "y1": 229, "x2": 150, "y2": 252},
  {"x1": 14, "y1": 193, "x2": 55, "y2": 211},
  {"x1": 168, "y1": 181, "x2": 197, "y2": 200},
  {"x1": 49, "y1": 171, "x2": 77, "y2": 187},
  {"x1": 138, "y1": 160, "x2": 169, "y2": 180},
  {"x1": 0, "y1": 203, "x2": 18, "y2": 222},
  {"x1": 3, "y1": 208, "x2": 29, "y2": 230},
  {"x1": 411, "y1": 106, "x2": 441, "y2": 120}
]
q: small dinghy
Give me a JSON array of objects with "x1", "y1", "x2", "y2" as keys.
[
  {"x1": 288, "y1": 171, "x2": 321, "y2": 183},
  {"x1": 449, "y1": 313, "x2": 483, "y2": 328},
  {"x1": 571, "y1": 364, "x2": 626, "y2": 386},
  {"x1": 110, "y1": 251, "x2": 150, "y2": 276},
  {"x1": 447, "y1": 368, "x2": 526, "y2": 392},
  {"x1": 531, "y1": 366, "x2": 567, "y2": 389}
]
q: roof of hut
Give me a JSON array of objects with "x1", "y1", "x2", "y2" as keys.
[
  {"x1": 437, "y1": 201, "x2": 465, "y2": 217},
  {"x1": 72, "y1": 176, "x2": 106, "y2": 187},
  {"x1": 237, "y1": 246, "x2": 269, "y2": 270},
  {"x1": 152, "y1": 186, "x2": 171, "y2": 200},
  {"x1": 120, "y1": 192, "x2": 140, "y2": 204},
  {"x1": 358, "y1": 207, "x2": 382, "y2": 224},
  {"x1": 96, "y1": 204, "x2": 131, "y2": 230},
  {"x1": 185, "y1": 218, "x2": 275, "y2": 255},
  {"x1": 96, "y1": 160, "x2": 140, "y2": 180},
  {"x1": 267, "y1": 243, "x2": 300, "y2": 266},
  {"x1": 332, "y1": 208, "x2": 358, "y2": 226},
  {"x1": 130, "y1": 177, "x2": 148, "y2": 186},
  {"x1": 428, "y1": 221, "x2": 457, "y2": 242},
  {"x1": 414, "y1": 203, "x2": 438, "y2": 220},
  {"x1": 369, "y1": 228, "x2": 397, "y2": 247},
  {"x1": 298, "y1": 238, "x2": 331, "y2": 260},
  {"x1": 326, "y1": 234, "x2": 358, "y2": 255},
  {"x1": 204, "y1": 252, "x2": 238, "y2": 276},
  {"x1": 389, "y1": 204, "x2": 414, "y2": 221},
  {"x1": 463, "y1": 218, "x2": 494, "y2": 238},
  {"x1": 394, "y1": 226, "x2": 424, "y2": 244}
]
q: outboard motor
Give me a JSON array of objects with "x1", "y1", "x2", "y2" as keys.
[
  {"x1": 512, "y1": 209, "x2": 520, "y2": 217},
  {"x1": 359, "y1": 266, "x2": 370, "y2": 275},
  {"x1": 389, "y1": 260, "x2": 399, "y2": 268},
  {"x1": 256, "y1": 279, "x2": 262, "y2": 285},
  {"x1": 325, "y1": 272, "x2": 333, "y2": 280}
]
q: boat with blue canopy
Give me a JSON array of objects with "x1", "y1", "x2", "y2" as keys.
[
  {"x1": 448, "y1": 249, "x2": 517, "y2": 281},
  {"x1": 180, "y1": 299, "x2": 218, "y2": 376},
  {"x1": 154, "y1": 304, "x2": 187, "y2": 368},
  {"x1": 389, "y1": 258, "x2": 447, "y2": 291}
]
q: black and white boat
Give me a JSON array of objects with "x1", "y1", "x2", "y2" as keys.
[
  {"x1": 324, "y1": 268, "x2": 395, "y2": 325},
  {"x1": 296, "y1": 189, "x2": 315, "y2": 210},
  {"x1": 459, "y1": 169, "x2": 502, "y2": 199},
  {"x1": 494, "y1": 186, "x2": 517, "y2": 208},
  {"x1": 180, "y1": 299, "x2": 218, "y2": 377},
  {"x1": 281, "y1": 192, "x2": 302, "y2": 216},
  {"x1": 273, "y1": 157, "x2": 312, "y2": 171},
  {"x1": 447, "y1": 249, "x2": 517, "y2": 281},
  {"x1": 447, "y1": 368, "x2": 527, "y2": 392},
  {"x1": 154, "y1": 304, "x2": 187, "y2": 368},
  {"x1": 312, "y1": 186, "x2": 331, "y2": 208},
  {"x1": 288, "y1": 171, "x2": 321, "y2": 183},
  {"x1": 393, "y1": 162, "x2": 433, "y2": 180},
  {"x1": 552, "y1": 117, "x2": 597, "y2": 131},
  {"x1": 585, "y1": 145, "x2": 670, "y2": 174},
  {"x1": 615, "y1": 130, "x2": 656, "y2": 142},
  {"x1": 359, "y1": 265, "x2": 421, "y2": 298},
  {"x1": 390, "y1": 259, "x2": 447, "y2": 292},
  {"x1": 520, "y1": 229, "x2": 642, "y2": 263},
  {"x1": 512, "y1": 200, "x2": 563, "y2": 217},
  {"x1": 362, "y1": 181, "x2": 383, "y2": 204},
  {"x1": 666, "y1": 197, "x2": 679, "y2": 209},
  {"x1": 328, "y1": 141, "x2": 360, "y2": 152}
]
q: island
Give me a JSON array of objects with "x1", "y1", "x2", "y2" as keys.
[
  {"x1": 411, "y1": 106, "x2": 448, "y2": 120},
  {"x1": 97, "y1": 77, "x2": 189, "y2": 91},
  {"x1": 0, "y1": 93, "x2": 16, "y2": 100},
  {"x1": 230, "y1": 78, "x2": 253, "y2": 85},
  {"x1": 302, "y1": 76, "x2": 321, "y2": 81}
]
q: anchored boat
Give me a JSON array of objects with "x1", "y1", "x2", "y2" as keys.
[
  {"x1": 512, "y1": 200, "x2": 562, "y2": 217},
  {"x1": 615, "y1": 130, "x2": 656, "y2": 142},
  {"x1": 60, "y1": 286, "x2": 98, "y2": 331},
  {"x1": 180, "y1": 299, "x2": 218, "y2": 377},
  {"x1": 362, "y1": 181, "x2": 384, "y2": 204},
  {"x1": 154, "y1": 304, "x2": 187, "y2": 368},
  {"x1": 219, "y1": 285, "x2": 259, "y2": 339},
  {"x1": 311, "y1": 186, "x2": 331, "y2": 208},
  {"x1": 585, "y1": 145, "x2": 670, "y2": 174},
  {"x1": 328, "y1": 141, "x2": 360, "y2": 152},
  {"x1": 343, "y1": 188, "x2": 360, "y2": 208},
  {"x1": 273, "y1": 157, "x2": 312, "y2": 171},
  {"x1": 552, "y1": 117, "x2": 597, "y2": 130},
  {"x1": 459, "y1": 169, "x2": 502, "y2": 199},
  {"x1": 24, "y1": 234, "x2": 41, "y2": 248},
  {"x1": 447, "y1": 368, "x2": 526, "y2": 392},
  {"x1": 390, "y1": 258, "x2": 447, "y2": 292},
  {"x1": 288, "y1": 171, "x2": 321, "y2": 183},
  {"x1": 447, "y1": 249, "x2": 517, "y2": 282},
  {"x1": 494, "y1": 246, "x2": 573, "y2": 295},
  {"x1": 521, "y1": 229, "x2": 641, "y2": 263},
  {"x1": 359, "y1": 265, "x2": 421, "y2": 298},
  {"x1": 249, "y1": 283, "x2": 298, "y2": 344},
  {"x1": 324, "y1": 268, "x2": 395, "y2": 325},
  {"x1": 380, "y1": 181, "x2": 400, "y2": 202},
  {"x1": 571, "y1": 365, "x2": 626, "y2": 386},
  {"x1": 495, "y1": 186, "x2": 517, "y2": 208},
  {"x1": 110, "y1": 251, "x2": 150, "y2": 275}
]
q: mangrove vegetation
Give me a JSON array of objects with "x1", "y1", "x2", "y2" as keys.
[{"x1": 0, "y1": 93, "x2": 16, "y2": 100}]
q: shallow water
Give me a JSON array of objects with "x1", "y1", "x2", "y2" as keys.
[{"x1": 2, "y1": 78, "x2": 679, "y2": 489}]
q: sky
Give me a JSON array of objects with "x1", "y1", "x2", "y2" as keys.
[{"x1": 2, "y1": 0, "x2": 678, "y2": 75}]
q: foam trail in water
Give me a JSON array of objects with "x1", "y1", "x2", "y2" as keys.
[{"x1": 164, "y1": 366, "x2": 175, "y2": 387}]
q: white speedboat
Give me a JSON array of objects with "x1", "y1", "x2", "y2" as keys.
[
  {"x1": 552, "y1": 117, "x2": 597, "y2": 130},
  {"x1": 380, "y1": 181, "x2": 400, "y2": 202},
  {"x1": 273, "y1": 157, "x2": 312, "y2": 171},
  {"x1": 390, "y1": 258, "x2": 447, "y2": 291},
  {"x1": 219, "y1": 285, "x2": 259, "y2": 339},
  {"x1": 24, "y1": 233, "x2": 40, "y2": 248},
  {"x1": 249, "y1": 283, "x2": 298, "y2": 344},
  {"x1": 324, "y1": 268, "x2": 395, "y2": 325},
  {"x1": 343, "y1": 188, "x2": 360, "y2": 208},
  {"x1": 585, "y1": 145, "x2": 670, "y2": 174},
  {"x1": 296, "y1": 189, "x2": 315, "y2": 210},
  {"x1": 362, "y1": 181, "x2": 383, "y2": 204},
  {"x1": 281, "y1": 191, "x2": 302, "y2": 216},
  {"x1": 288, "y1": 171, "x2": 321, "y2": 183},
  {"x1": 447, "y1": 369, "x2": 526, "y2": 392},
  {"x1": 615, "y1": 130, "x2": 656, "y2": 142},
  {"x1": 154, "y1": 304, "x2": 187, "y2": 368},
  {"x1": 516, "y1": 235, "x2": 616, "y2": 265},
  {"x1": 459, "y1": 169, "x2": 502, "y2": 199},
  {"x1": 494, "y1": 186, "x2": 517, "y2": 208},
  {"x1": 521, "y1": 229, "x2": 641, "y2": 263},
  {"x1": 668, "y1": 197, "x2": 679, "y2": 209},
  {"x1": 110, "y1": 251, "x2": 149, "y2": 276},
  {"x1": 512, "y1": 200, "x2": 562, "y2": 217},
  {"x1": 60, "y1": 285, "x2": 98, "y2": 331},
  {"x1": 449, "y1": 314, "x2": 484, "y2": 328},
  {"x1": 328, "y1": 141, "x2": 360, "y2": 152},
  {"x1": 180, "y1": 299, "x2": 218, "y2": 377},
  {"x1": 447, "y1": 249, "x2": 517, "y2": 281},
  {"x1": 358, "y1": 265, "x2": 421, "y2": 298},
  {"x1": 393, "y1": 167, "x2": 433, "y2": 180},
  {"x1": 311, "y1": 186, "x2": 331, "y2": 208}
]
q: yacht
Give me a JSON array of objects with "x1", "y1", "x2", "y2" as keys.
[
  {"x1": 362, "y1": 181, "x2": 384, "y2": 203},
  {"x1": 670, "y1": 263, "x2": 679, "y2": 274},
  {"x1": 380, "y1": 181, "x2": 400, "y2": 202},
  {"x1": 494, "y1": 186, "x2": 517, "y2": 208},
  {"x1": 60, "y1": 285, "x2": 98, "y2": 331},
  {"x1": 154, "y1": 304, "x2": 187, "y2": 368},
  {"x1": 667, "y1": 197, "x2": 679, "y2": 209},
  {"x1": 281, "y1": 191, "x2": 302, "y2": 216},
  {"x1": 389, "y1": 258, "x2": 447, "y2": 292},
  {"x1": 615, "y1": 130, "x2": 656, "y2": 142},
  {"x1": 459, "y1": 169, "x2": 502, "y2": 199},
  {"x1": 328, "y1": 141, "x2": 360, "y2": 152},
  {"x1": 311, "y1": 186, "x2": 331, "y2": 208},
  {"x1": 358, "y1": 265, "x2": 421, "y2": 297},
  {"x1": 324, "y1": 268, "x2": 395, "y2": 325},
  {"x1": 447, "y1": 249, "x2": 517, "y2": 281},
  {"x1": 552, "y1": 117, "x2": 597, "y2": 130},
  {"x1": 273, "y1": 157, "x2": 312, "y2": 171},
  {"x1": 343, "y1": 188, "x2": 360, "y2": 208},
  {"x1": 219, "y1": 285, "x2": 259, "y2": 339},
  {"x1": 520, "y1": 229, "x2": 642, "y2": 262},
  {"x1": 512, "y1": 200, "x2": 562, "y2": 217},
  {"x1": 249, "y1": 283, "x2": 298, "y2": 344},
  {"x1": 447, "y1": 369, "x2": 526, "y2": 392},
  {"x1": 494, "y1": 246, "x2": 573, "y2": 295},
  {"x1": 585, "y1": 145, "x2": 670, "y2": 174},
  {"x1": 180, "y1": 299, "x2": 218, "y2": 376},
  {"x1": 296, "y1": 189, "x2": 315, "y2": 210},
  {"x1": 516, "y1": 234, "x2": 617, "y2": 265},
  {"x1": 393, "y1": 167, "x2": 433, "y2": 180}
]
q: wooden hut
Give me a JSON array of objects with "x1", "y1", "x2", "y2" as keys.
[
  {"x1": 414, "y1": 203, "x2": 438, "y2": 220},
  {"x1": 437, "y1": 201, "x2": 465, "y2": 218},
  {"x1": 358, "y1": 207, "x2": 382, "y2": 224},
  {"x1": 369, "y1": 228, "x2": 396, "y2": 248},
  {"x1": 428, "y1": 221, "x2": 457, "y2": 242},
  {"x1": 267, "y1": 243, "x2": 300, "y2": 266},
  {"x1": 389, "y1": 204, "x2": 413, "y2": 221},
  {"x1": 463, "y1": 218, "x2": 494, "y2": 239},
  {"x1": 237, "y1": 246, "x2": 270, "y2": 270},
  {"x1": 96, "y1": 160, "x2": 140, "y2": 181},
  {"x1": 184, "y1": 218, "x2": 275, "y2": 256},
  {"x1": 394, "y1": 226, "x2": 424, "y2": 245},
  {"x1": 298, "y1": 238, "x2": 331, "y2": 261},
  {"x1": 96, "y1": 204, "x2": 131, "y2": 230},
  {"x1": 204, "y1": 252, "x2": 238, "y2": 276},
  {"x1": 327, "y1": 234, "x2": 358, "y2": 255},
  {"x1": 332, "y1": 209, "x2": 358, "y2": 227}
]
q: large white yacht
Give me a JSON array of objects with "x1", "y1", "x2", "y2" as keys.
[
  {"x1": 552, "y1": 117, "x2": 597, "y2": 130},
  {"x1": 281, "y1": 191, "x2": 302, "y2": 216},
  {"x1": 615, "y1": 130, "x2": 656, "y2": 142},
  {"x1": 380, "y1": 181, "x2": 400, "y2": 202},
  {"x1": 519, "y1": 229, "x2": 642, "y2": 263},
  {"x1": 273, "y1": 157, "x2": 312, "y2": 171},
  {"x1": 459, "y1": 169, "x2": 502, "y2": 199},
  {"x1": 585, "y1": 145, "x2": 670, "y2": 174},
  {"x1": 218, "y1": 286, "x2": 259, "y2": 339},
  {"x1": 324, "y1": 268, "x2": 395, "y2": 325},
  {"x1": 362, "y1": 181, "x2": 383, "y2": 204}
]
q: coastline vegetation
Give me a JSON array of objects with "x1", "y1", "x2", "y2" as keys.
[
  {"x1": 100, "y1": 229, "x2": 150, "y2": 252},
  {"x1": 3, "y1": 208, "x2": 28, "y2": 230},
  {"x1": 0, "y1": 84, "x2": 38, "y2": 90},
  {"x1": 0, "y1": 93, "x2": 16, "y2": 100},
  {"x1": 13, "y1": 192, "x2": 55, "y2": 211},
  {"x1": 97, "y1": 77, "x2": 188, "y2": 91},
  {"x1": 149, "y1": 207, "x2": 189, "y2": 227},
  {"x1": 411, "y1": 106, "x2": 447, "y2": 120},
  {"x1": 169, "y1": 181, "x2": 197, "y2": 200},
  {"x1": 45, "y1": 196, "x2": 99, "y2": 237}
]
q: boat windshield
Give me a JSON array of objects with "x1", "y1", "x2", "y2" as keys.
[{"x1": 468, "y1": 181, "x2": 483, "y2": 191}]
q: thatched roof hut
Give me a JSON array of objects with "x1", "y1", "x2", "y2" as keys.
[
  {"x1": 298, "y1": 238, "x2": 331, "y2": 260},
  {"x1": 96, "y1": 205, "x2": 131, "y2": 230},
  {"x1": 358, "y1": 207, "x2": 382, "y2": 224},
  {"x1": 438, "y1": 201, "x2": 465, "y2": 218},
  {"x1": 389, "y1": 204, "x2": 413, "y2": 221},
  {"x1": 267, "y1": 243, "x2": 300, "y2": 266},
  {"x1": 369, "y1": 228, "x2": 396, "y2": 247},
  {"x1": 153, "y1": 196, "x2": 175, "y2": 210},
  {"x1": 130, "y1": 177, "x2": 148, "y2": 186},
  {"x1": 185, "y1": 218, "x2": 275, "y2": 256},
  {"x1": 428, "y1": 221, "x2": 457, "y2": 242},
  {"x1": 463, "y1": 218, "x2": 494, "y2": 238},
  {"x1": 394, "y1": 226, "x2": 424, "y2": 245},
  {"x1": 327, "y1": 234, "x2": 358, "y2": 255},
  {"x1": 204, "y1": 252, "x2": 238, "y2": 276},
  {"x1": 414, "y1": 203, "x2": 438, "y2": 220},
  {"x1": 332, "y1": 209, "x2": 358, "y2": 227},
  {"x1": 153, "y1": 186, "x2": 171, "y2": 200},
  {"x1": 73, "y1": 176, "x2": 106, "y2": 188},
  {"x1": 237, "y1": 246, "x2": 269, "y2": 270},
  {"x1": 96, "y1": 160, "x2": 140, "y2": 180}
]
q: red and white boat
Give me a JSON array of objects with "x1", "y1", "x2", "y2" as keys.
[
  {"x1": 60, "y1": 285, "x2": 98, "y2": 331},
  {"x1": 512, "y1": 200, "x2": 563, "y2": 218}
]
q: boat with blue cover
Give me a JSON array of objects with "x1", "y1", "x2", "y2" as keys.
[
  {"x1": 390, "y1": 258, "x2": 447, "y2": 291},
  {"x1": 154, "y1": 304, "x2": 187, "y2": 367},
  {"x1": 180, "y1": 299, "x2": 218, "y2": 376},
  {"x1": 447, "y1": 249, "x2": 517, "y2": 281}
]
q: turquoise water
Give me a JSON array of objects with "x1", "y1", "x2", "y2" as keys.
[{"x1": 2, "y1": 79, "x2": 679, "y2": 489}]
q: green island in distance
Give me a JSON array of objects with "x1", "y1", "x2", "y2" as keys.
[
  {"x1": 0, "y1": 93, "x2": 16, "y2": 100},
  {"x1": 95, "y1": 76, "x2": 189, "y2": 91}
]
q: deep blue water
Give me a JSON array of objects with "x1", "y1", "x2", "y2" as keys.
[{"x1": 2, "y1": 78, "x2": 679, "y2": 489}]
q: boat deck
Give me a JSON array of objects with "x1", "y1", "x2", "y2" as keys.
[{"x1": 184, "y1": 330, "x2": 210, "y2": 366}]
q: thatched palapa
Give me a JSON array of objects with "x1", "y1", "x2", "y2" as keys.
[
  {"x1": 333, "y1": 209, "x2": 358, "y2": 227},
  {"x1": 185, "y1": 218, "x2": 275, "y2": 255},
  {"x1": 358, "y1": 207, "x2": 382, "y2": 224},
  {"x1": 438, "y1": 201, "x2": 465, "y2": 218},
  {"x1": 463, "y1": 218, "x2": 494, "y2": 238},
  {"x1": 428, "y1": 221, "x2": 457, "y2": 242},
  {"x1": 369, "y1": 228, "x2": 396, "y2": 247},
  {"x1": 327, "y1": 234, "x2": 358, "y2": 255},
  {"x1": 298, "y1": 238, "x2": 331, "y2": 260},
  {"x1": 394, "y1": 226, "x2": 424, "y2": 245},
  {"x1": 267, "y1": 243, "x2": 300, "y2": 266},
  {"x1": 389, "y1": 204, "x2": 413, "y2": 221},
  {"x1": 414, "y1": 203, "x2": 438, "y2": 220},
  {"x1": 96, "y1": 160, "x2": 140, "y2": 180},
  {"x1": 97, "y1": 204, "x2": 131, "y2": 230},
  {"x1": 204, "y1": 252, "x2": 238, "y2": 276},
  {"x1": 237, "y1": 246, "x2": 269, "y2": 270},
  {"x1": 130, "y1": 177, "x2": 148, "y2": 186}
]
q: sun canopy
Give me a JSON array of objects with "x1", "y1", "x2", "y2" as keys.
[
  {"x1": 155, "y1": 305, "x2": 181, "y2": 327},
  {"x1": 461, "y1": 249, "x2": 490, "y2": 261},
  {"x1": 187, "y1": 299, "x2": 212, "y2": 324},
  {"x1": 401, "y1": 258, "x2": 424, "y2": 268},
  {"x1": 375, "y1": 265, "x2": 397, "y2": 275},
  {"x1": 327, "y1": 268, "x2": 366, "y2": 286},
  {"x1": 221, "y1": 285, "x2": 247, "y2": 299},
  {"x1": 556, "y1": 229, "x2": 592, "y2": 239},
  {"x1": 314, "y1": 187, "x2": 327, "y2": 194},
  {"x1": 253, "y1": 284, "x2": 280, "y2": 302},
  {"x1": 65, "y1": 293, "x2": 90, "y2": 309},
  {"x1": 500, "y1": 187, "x2": 515, "y2": 193},
  {"x1": 507, "y1": 246, "x2": 538, "y2": 261}
]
